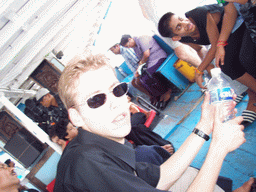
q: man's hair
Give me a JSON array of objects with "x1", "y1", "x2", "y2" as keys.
[
  {"x1": 158, "y1": 12, "x2": 176, "y2": 38},
  {"x1": 120, "y1": 34, "x2": 131, "y2": 46},
  {"x1": 55, "y1": 118, "x2": 69, "y2": 140},
  {"x1": 48, "y1": 126, "x2": 57, "y2": 139},
  {"x1": 48, "y1": 118, "x2": 69, "y2": 140},
  {"x1": 4, "y1": 159, "x2": 11, "y2": 167},
  {"x1": 58, "y1": 54, "x2": 111, "y2": 109}
]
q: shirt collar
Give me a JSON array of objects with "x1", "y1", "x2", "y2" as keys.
[{"x1": 68, "y1": 128, "x2": 136, "y2": 169}]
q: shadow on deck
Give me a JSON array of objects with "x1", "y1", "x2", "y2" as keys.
[{"x1": 152, "y1": 82, "x2": 256, "y2": 190}]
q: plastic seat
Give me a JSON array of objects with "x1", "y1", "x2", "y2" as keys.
[
  {"x1": 115, "y1": 61, "x2": 134, "y2": 83},
  {"x1": 128, "y1": 105, "x2": 156, "y2": 145},
  {"x1": 132, "y1": 105, "x2": 156, "y2": 128},
  {"x1": 153, "y1": 35, "x2": 174, "y2": 55},
  {"x1": 137, "y1": 106, "x2": 156, "y2": 128}
]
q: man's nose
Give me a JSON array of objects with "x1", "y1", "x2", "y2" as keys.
[
  {"x1": 109, "y1": 96, "x2": 118, "y2": 110},
  {"x1": 182, "y1": 21, "x2": 189, "y2": 30}
]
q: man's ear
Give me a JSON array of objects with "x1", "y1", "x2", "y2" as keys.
[
  {"x1": 68, "y1": 108, "x2": 84, "y2": 127},
  {"x1": 172, "y1": 36, "x2": 181, "y2": 41}
]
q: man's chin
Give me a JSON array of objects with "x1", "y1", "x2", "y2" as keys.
[{"x1": 113, "y1": 125, "x2": 131, "y2": 138}]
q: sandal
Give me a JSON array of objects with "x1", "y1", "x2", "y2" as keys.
[
  {"x1": 234, "y1": 91, "x2": 248, "y2": 104},
  {"x1": 251, "y1": 178, "x2": 256, "y2": 192},
  {"x1": 241, "y1": 110, "x2": 256, "y2": 127},
  {"x1": 159, "y1": 98, "x2": 171, "y2": 110},
  {"x1": 150, "y1": 96, "x2": 161, "y2": 109}
]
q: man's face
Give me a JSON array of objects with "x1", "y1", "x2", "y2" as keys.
[
  {"x1": 72, "y1": 66, "x2": 131, "y2": 144},
  {"x1": 65, "y1": 123, "x2": 78, "y2": 141},
  {"x1": 9, "y1": 161, "x2": 15, "y2": 168},
  {"x1": 110, "y1": 45, "x2": 121, "y2": 55},
  {"x1": 0, "y1": 163, "x2": 20, "y2": 190},
  {"x1": 169, "y1": 14, "x2": 196, "y2": 38},
  {"x1": 123, "y1": 38, "x2": 136, "y2": 48},
  {"x1": 51, "y1": 136, "x2": 66, "y2": 146},
  {"x1": 40, "y1": 94, "x2": 53, "y2": 107}
]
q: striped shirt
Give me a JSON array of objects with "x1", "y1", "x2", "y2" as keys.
[{"x1": 120, "y1": 46, "x2": 139, "y2": 73}]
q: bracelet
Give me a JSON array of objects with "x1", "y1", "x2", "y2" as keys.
[
  {"x1": 217, "y1": 41, "x2": 228, "y2": 47},
  {"x1": 192, "y1": 128, "x2": 210, "y2": 141},
  {"x1": 195, "y1": 68, "x2": 204, "y2": 75}
]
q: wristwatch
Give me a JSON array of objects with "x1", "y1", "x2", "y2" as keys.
[{"x1": 192, "y1": 128, "x2": 210, "y2": 141}]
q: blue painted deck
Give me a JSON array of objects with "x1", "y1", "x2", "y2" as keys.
[{"x1": 153, "y1": 82, "x2": 256, "y2": 190}]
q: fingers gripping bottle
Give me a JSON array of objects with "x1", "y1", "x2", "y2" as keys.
[{"x1": 208, "y1": 68, "x2": 235, "y2": 122}]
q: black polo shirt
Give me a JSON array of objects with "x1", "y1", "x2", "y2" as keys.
[{"x1": 54, "y1": 128, "x2": 163, "y2": 192}]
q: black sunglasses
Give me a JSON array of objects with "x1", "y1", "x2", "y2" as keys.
[{"x1": 86, "y1": 82, "x2": 128, "y2": 109}]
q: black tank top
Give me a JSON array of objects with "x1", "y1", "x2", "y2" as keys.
[{"x1": 180, "y1": 4, "x2": 224, "y2": 45}]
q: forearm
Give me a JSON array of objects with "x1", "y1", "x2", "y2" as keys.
[
  {"x1": 187, "y1": 141, "x2": 227, "y2": 192},
  {"x1": 139, "y1": 50, "x2": 150, "y2": 65},
  {"x1": 197, "y1": 47, "x2": 215, "y2": 72},
  {"x1": 218, "y1": 3, "x2": 238, "y2": 42},
  {"x1": 138, "y1": 58, "x2": 147, "y2": 66},
  {"x1": 157, "y1": 122, "x2": 209, "y2": 190}
]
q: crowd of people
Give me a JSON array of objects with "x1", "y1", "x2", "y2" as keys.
[{"x1": 4, "y1": 0, "x2": 256, "y2": 191}]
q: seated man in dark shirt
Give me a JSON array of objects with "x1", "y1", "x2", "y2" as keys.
[
  {"x1": 35, "y1": 88, "x2": 68, "y2": 121},
  {"x1": 54, "y1": 54, "x2": 252, "y2": 191},
  {"x1": 25, "y1": 88, "x2": 69, "y2": 134}
]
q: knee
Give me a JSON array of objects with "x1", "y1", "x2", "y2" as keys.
[{"x1": 174, "y1": 48, "x2": 188, "y2": 61}]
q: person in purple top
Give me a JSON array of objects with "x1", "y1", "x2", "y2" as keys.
[{"x1": 120, "y1": 34, "x2": 172, "y2": 110}]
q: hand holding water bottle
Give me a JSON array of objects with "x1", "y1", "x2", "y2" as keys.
[
  {"x1": 208, "y1": 68, "x2": 236, "y2": 122},
  {"x1": 212, "y1": 103, "x2": 245, "y2": 154}
]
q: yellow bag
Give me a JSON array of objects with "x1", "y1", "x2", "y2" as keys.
[{"x1": 173, "y1": 59, "x2": 196, "y2": 82}]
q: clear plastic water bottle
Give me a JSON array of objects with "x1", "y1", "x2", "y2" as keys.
[
  {"x1": 208, "y1": 68, "x2": 235, "y2": 122},
  {"x1": 203, "y1": 71, "x2": 211, "y2": 87}
]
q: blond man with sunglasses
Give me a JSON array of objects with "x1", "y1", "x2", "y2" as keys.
[{"x1": 54, "y1": 54, "x2": 252, "y2": 192}]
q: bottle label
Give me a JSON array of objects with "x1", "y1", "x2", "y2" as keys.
[{"x1": 210, "y1": 87, "x2": 233, "y2": 103}]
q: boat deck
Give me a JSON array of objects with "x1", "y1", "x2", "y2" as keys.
[{"x1": 153, "y1": 83, "x2": 256, "y2": 190}]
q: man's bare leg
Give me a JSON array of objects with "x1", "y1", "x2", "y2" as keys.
[
  {"x1": 236, "y1": 73, "x2": 256, "y2": 94},
  {"x1": 233, "y1": 177, "x2": 255, "y2": 192}
]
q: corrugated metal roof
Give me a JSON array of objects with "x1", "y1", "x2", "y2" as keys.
[{"x1": 0, "y1": 0, "x2": 111, "y2": 99}]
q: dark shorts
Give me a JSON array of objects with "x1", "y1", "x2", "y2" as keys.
[
  {"x1": 140, "y1": 58, "x2": 169, "y2": 97},
  {"x1": 221, "y1": 23, "x2": 256, "y2": 80}
]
